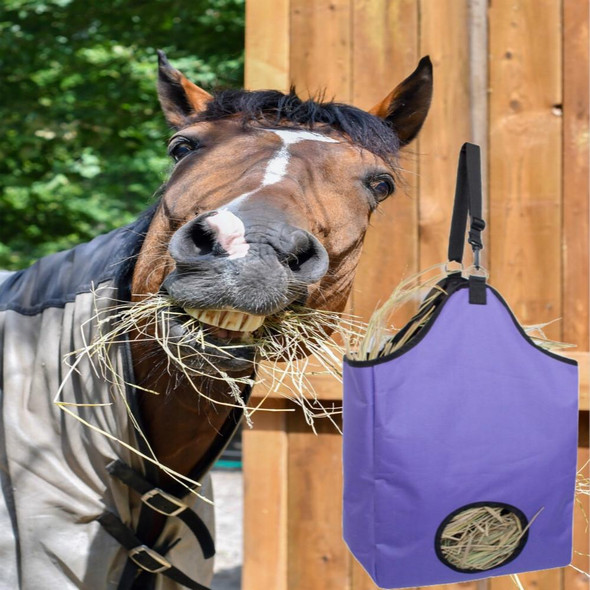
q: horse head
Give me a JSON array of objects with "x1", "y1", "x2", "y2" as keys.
[{"x1": 132, "y1": 51, "x2": 433, "y2": 374}]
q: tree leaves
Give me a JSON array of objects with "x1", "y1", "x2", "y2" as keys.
[{"x1": 0, "y1": 0, "x2": 244, "y2": 269}]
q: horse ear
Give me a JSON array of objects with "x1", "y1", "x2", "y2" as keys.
[
  {"x1": 157, "y1": 50, "x2": 213, "y2": 129},
  {"x1": 369, "y1": 56, "x2": 433, "y2": 146}
]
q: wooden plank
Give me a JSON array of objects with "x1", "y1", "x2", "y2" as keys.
[
  {"x1": 350, "y1": 558, "x2": 383, "y2": 590},
  {"x1": 489, "y1": 570, "x2": 562, "y2": 590},
  {"x1": 419, "y1": 584, "x2": 489, "y2": 590},
  {"x1": 485, "y1": 446, "x2": 590, "y2": 590},
  {"x1": 562, "y1": 0, "x2": 589, "y2": 351},
  {"x1": 571, "y1": 352, "x2": 589, "y2": 412},
  {"x1": 468, "y1": 0, "x2": 489, "y2": 153},
  {"x1": 468, "y1": 0, "x2": 489, "y2": 234},
  {"x1": 290, "y1": 0, "x2": 352, "y2": 102},
  {"x1": 488, "y1": 0, "x2": 563, "y2": 342},
  {"x1": 351, "y1": 0, "x2": 419, "y2": 111},
  {"x1": 253, "y1": 353, "x2": 344, "y2": 402},
  {"x1": 286, "y1": 412, "x2": 348, "y2": 590},
  {"x1": 418, "y1": 0, "x2": 471, "y2": 271},
  {"x1": 564, "y1": 447, "x2": 590, "y2": 590},
  {"x1": 252, "y1": 350, "x2": 587, "y2": 410},
  {"x1": 245, "y1": 0, "x2": 290, "y2": 91},
  {"x1": 242, "y1": 401, "x2": 289, "y2": 590},
  {"x1": 350, "y1": 0, "x2": 420, "y2": 329}
]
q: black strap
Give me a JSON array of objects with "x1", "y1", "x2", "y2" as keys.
[
  {"x1": 98, "y1": 511, "x2": 211, "y2": 590},
  {"x1": 468, "y1": 275, "x2": 487, "y2": 305},
  {"x1": 107, "y1": 460, "x2": 215, "y2": 560},
  {"x1": 448, "y1": 142, "x2": 485, "y2": 267}
]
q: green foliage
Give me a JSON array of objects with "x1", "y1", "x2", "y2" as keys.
[{"x1": 0, "y1": 0, "x2": 244, "y2": 269}]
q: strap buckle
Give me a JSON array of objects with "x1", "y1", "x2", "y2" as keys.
[
  {"x1": 129, "y1": 545, "x2": 172, "y2": 574},
  {"x1": 470, "y1": 216, "x2": 486, "y2": 232},
  {"x1": 473, "y1": 248, "x2": 481, "y2": 270},
  {"x1": 141, "y1": 488, "x2": 187, "y2": 517},
  {"x1": 445, "y1": 260, "x2": 464, "y2": 275}
]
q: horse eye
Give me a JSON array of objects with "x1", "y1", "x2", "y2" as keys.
[
  {"x1": 168, "y1": 138, "x2": 197, "y2": 162},
  {"x1": 368, "y1": 175, "x2": 395, "y2": 202}
]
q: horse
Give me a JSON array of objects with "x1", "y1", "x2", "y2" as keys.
[{"x1": 0, "y1": 50, "x2": 432, "y2": 589}]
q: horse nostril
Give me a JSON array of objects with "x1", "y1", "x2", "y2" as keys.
[
  {"x1": 189, "y1": 219, "x2": 216, "y2": 256},
  {"x1": 281, "y1": 229, "x2": 329, "y2": 284},
  {"x1": 168, "y1": 213, "x2": 219, "y2": 265},
  {"x1": 285, "y1": 231, "x2": 314, "y2": 272},
  {"x1": 287, "y1": 251, "x2": 312, "y2": 273}
]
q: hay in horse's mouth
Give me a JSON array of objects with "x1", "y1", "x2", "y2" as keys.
[
  {"x1": 56, "y1": 290, "x2": 362, "y2": 490},
  {"x1": 66, "y1": 290, "x2": 364, "y2": 428}
]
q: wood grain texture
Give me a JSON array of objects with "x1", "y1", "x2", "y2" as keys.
[
  {"x1": 253, "y1": 354, "x2": 344, "y2": 402},
  {"x1": 488, "y1": 2, "x2": 567, "y2": 587},
  {"x1": 242, "y1": 2, "x2": 588, "y2": 590},
  {"x1": 350, "y1": 0, "x2": 420, "y2": 327},
  {"x1": 573, "y1": 352, "x2": 589, "y2": 412},
  {"x1": 286, "y1": 412, "x2": 347, "y2": 590},
  {"x1": 562, "y1": 0, "x2": 589, "y2": 351},
  {"x1": 245, "y1": 0, "x2": 290, "y2": 91},
  {"x1": 564, "y1": 447, "x2": 590, "y2": 590},
  {"x1": 488, "y1": 0, "x2": 563, "y2": 341},
  {"x1": 418, "y1": 0, "x2": 471, "y2": 271},
  {"x1": 290, "y1": 0, "x2": 352, "y2": 102},
  {"x1": 242, "y1": 401, "x2": 289, "y2": 590},
  {"x1": 489, "y1": 570, "x2": 562, "y2": 590},
  {"x1": 350, "y1": 557, "x2": 383, "y2": 590},
  {"x1": 419, "y1": 583, "x2": 488, "y2": 590}
]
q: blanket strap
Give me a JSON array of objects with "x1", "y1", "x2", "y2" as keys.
[
  {"x1": 98, "y1": 511, "x2": 211, "y2": 590},
  {"x1": 107, "y1": 460, "x2": 215, "y2": 559}
]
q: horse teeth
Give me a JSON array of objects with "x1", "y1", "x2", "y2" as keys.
[
  {"x1": 184, "y1": 308, "x2": 202, "y2": 320},
  {"x1": 240, "y1": 314, "x2": 265, "y2": 332},
  {"x1": 183, "y1": 308, "x2": 265, "y2": 332}
]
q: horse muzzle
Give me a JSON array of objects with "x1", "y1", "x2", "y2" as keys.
[{"x1": 163, "y1": 209, "x2": 329, "y2": 316}]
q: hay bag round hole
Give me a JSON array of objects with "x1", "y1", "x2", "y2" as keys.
[{"x1": 435, "y1": 502, "x2": 530, "y2": 573}]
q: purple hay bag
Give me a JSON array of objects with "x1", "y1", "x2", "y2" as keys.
[{"x1": 342, "y1": 281, "x2": 579, "y2": 589}]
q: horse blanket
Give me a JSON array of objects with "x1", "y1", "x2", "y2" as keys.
[{"x1": 0, "y1": 211, "x2": 239, "y2": 589}]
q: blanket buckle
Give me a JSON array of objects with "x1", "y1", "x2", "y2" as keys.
[{"x1": 141, "y1": 488, "x2": 187, "y2": 517}]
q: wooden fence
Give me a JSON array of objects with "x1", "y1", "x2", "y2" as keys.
[{"x1": 242, "y1": 1, "x2": 589, "y2": 589}]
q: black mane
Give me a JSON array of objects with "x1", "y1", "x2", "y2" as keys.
[{"x1": 188, "y1": 89, "x2": 401, "y2": 166}]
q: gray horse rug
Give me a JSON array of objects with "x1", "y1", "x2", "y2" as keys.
[{"x1": 0, "y1": 210, "x2": 245, "y2": 589}]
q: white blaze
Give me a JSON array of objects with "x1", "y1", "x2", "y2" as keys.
[
  {"x1": 210, "y1": 129, "x2": 339, "y2": 259},
  {"x1": 262, "y1": 145, "x2": 290, "y2": 186},
  {"x1": 261, "y1": 129, "x2": 338, "y2": 187},
  {"x1": 206, "y1": 209, "x2": 249, "y2": 260}
]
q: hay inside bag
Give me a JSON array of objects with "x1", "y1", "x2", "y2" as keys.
[{"x1": 342, "y1": 143, "x2": 579, "y2": 589}]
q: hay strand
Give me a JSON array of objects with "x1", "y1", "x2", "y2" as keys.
[
  {"x1": 56, "y1": 285, "x2": 362, "y2": 488},
  {"x1": 346, "y1": 264, "x2": 451, "y2": 361},
  {"x1": 346, "y1": 264, "x2": 576, "y2": 361},
  {"x1": 439, "y1": 506, "x2": 543, "y2": 571}
]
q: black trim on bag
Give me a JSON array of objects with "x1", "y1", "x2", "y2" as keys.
[
  {"x1": 486, "y1": 285, "x2": 578, "y2": 366},
  {"x1": 343, "y1": 279, "x2": 578, "y2": 368},
  {"x1": 343, "y1": 275, "x2": 466, "y2": 367},
  {"x1": 434, "y1": 501, "x2": 530, "y2": 573}
]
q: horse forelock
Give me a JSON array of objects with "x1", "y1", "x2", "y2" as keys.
[{"x1": 182, "y1": 88, "x2": 401, "y2": 169}]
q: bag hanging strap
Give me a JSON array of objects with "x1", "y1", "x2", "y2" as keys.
[{"x1": 447, "y1": 142, "x2": 486, "y2": 269}]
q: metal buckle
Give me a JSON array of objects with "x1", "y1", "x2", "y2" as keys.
[
  {"x1": 445, "y1": 260, "x2": 464, "y2": 275},
  {"x1": 473, "y1": 248, "x2": 481, "y2": 270},
  {"x1": 141, "y1": 488, "x2": 187, "y2": 517},
  {"x1": 129, "y1": 545, "x2": 171, "y2": 574},
  {"x1": 466, "y1": 264, "x2": 489, "y2": 278}
]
